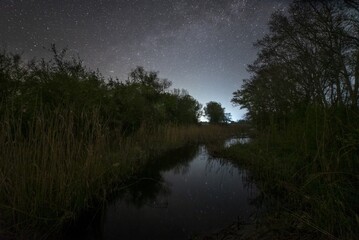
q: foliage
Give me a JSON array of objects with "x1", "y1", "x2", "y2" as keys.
[
  {"x1": 230, "y1": 1, "x2": 359, "y2": 239},
  {"x1": 232, "y1": 0, "x2": 359, "y2": 127},
  {"x1": 204, "y1": 101, "x2": 227, "y2": 123},
  {"x1": 0, "y1": 45, "x2": 202, "y2": 134}
]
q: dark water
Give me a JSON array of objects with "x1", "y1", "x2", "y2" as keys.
[{"x1": 69, "y1": 140, "x2": 258, "y2": 240}]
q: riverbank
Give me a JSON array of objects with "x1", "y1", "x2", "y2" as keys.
[
  {"x1": 217, "y1": 130, "x2": 359, "y2": 240},
  {"x1": 0, "y1": 113, "x2": 244, "y2": 239}
]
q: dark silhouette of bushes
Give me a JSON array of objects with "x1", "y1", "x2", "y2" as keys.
[
  {"x1": 0, "y1": 45, "x2": 202, "y2": 137},
  {"x1": 230, "y1": 1, "x2": 359, "y2": 238}
]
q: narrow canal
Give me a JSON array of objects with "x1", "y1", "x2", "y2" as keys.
[{"x1": 69, "y1": 140, "x2": 258, "y2": 240}]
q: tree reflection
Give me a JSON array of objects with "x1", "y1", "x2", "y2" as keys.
[{"x1": 112, "y1": 144, "x2": 199, "y2": 208}]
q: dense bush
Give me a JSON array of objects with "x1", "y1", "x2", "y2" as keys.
[{"x1": 0, "y1": 45, "x2": 202, "y2": 136}]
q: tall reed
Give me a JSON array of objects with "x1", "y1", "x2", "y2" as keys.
[
  {"x1": 222, "y1": 106, "x2": 359, "y2": 239},
  {"x1": 0, "y1": 108, "x2": 109, "y2": 238},
  {"x1": 0, "y1": 107, "x2": 240, "y2": 239}
]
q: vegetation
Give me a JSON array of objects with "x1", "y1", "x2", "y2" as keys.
[
  {"x1": 203, "y1": 101, "x2": 231, "y2": 123},
  {"x1": 0, "y1": 46, "x2": 239, "y2": 239},
  {"x1": 227, "y1": 0, "x2": 359, "y2": 239},
  {"x1": 3, "y1": 0, "x2": 358, "y2": 239},
  {"x1": 0, "y1": 45, "x2": 202, "y2": 133}
]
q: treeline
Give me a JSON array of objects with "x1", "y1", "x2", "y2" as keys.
[
  {"x1": 0, "y1": 45, "x2": 202, "y2": 135},
  {"x1": 233, "y1": 0, "x2": 359, "y2": 127},
  {"x1": 230, "y1": 0, "x2": 359, "y2": 238}
]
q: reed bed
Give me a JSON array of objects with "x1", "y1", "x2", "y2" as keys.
[{"x1": 0, "y1": 108, "x2": 239, "y2": 239}]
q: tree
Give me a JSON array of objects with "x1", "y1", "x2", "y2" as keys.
[
  {"x1": 127, "y1": 66, "x2": 171, "y2": 93},
  {"x1": 232, "y1": 0, "x2": 359, "y2": 128},
  {"x1": 204, "y1": 101, "x2": 226, "y2": 123},
  {"x1": 0, "y1": 47, "x2": 203, "y2": 134},
  {"x1": 166, "y1": 89, "x2": 202, "y2": 124},
  {"x1": 224, "y1": 112, "x2": 232, "y2": 123}
]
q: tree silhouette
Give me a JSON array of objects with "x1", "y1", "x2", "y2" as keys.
[
  {"x1": 204, "y1": 101, "x2": 226, "y2": 123},
  {"x1": 232, "y1": 0, "x2": 359, "y2": 127},
  {"x1": 0, "y1": 47, "x2": 203, "y2": 135}
]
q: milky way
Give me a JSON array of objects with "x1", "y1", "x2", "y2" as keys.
[{"x1": 1, "y1": 0, "x2": 290, "y2": 120}]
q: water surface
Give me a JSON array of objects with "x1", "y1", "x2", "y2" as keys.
[{"x1": 71, "y1": 141, "x2": 258, "y2": 240}]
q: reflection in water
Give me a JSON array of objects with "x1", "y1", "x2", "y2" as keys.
[
  {"x1": 68, "y1": 141, "x2": 258, "y2": 240},
  {"x1": 224, "y1": 137, "x2": 251, "y2": 147}
]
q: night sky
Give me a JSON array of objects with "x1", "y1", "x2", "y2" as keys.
[{"x1": 1, "y1": 0, "x2": 290, "y2": 121}]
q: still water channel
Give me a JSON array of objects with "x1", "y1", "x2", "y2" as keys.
[{"x1": 70, "y1": 139, "x2": 258, "y2": 240}]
